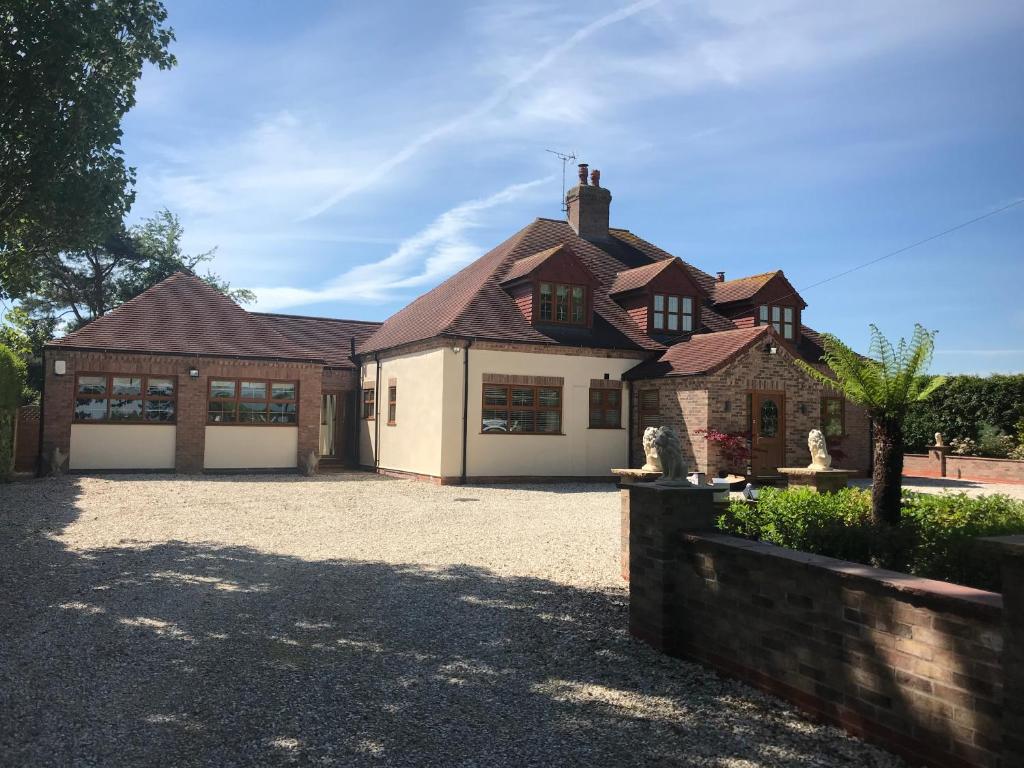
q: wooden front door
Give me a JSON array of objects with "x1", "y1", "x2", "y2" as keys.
[{"x1": 751, "y1": 391, "x2": 785, "y2": 475}]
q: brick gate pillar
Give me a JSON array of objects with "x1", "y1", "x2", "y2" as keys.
[{"x1": 628, "y1": 483, "x2": 716, "y2": 655}]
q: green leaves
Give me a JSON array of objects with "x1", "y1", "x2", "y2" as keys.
[{"x1": 1, "y1": 0, "x2": 176, "y2": 297}]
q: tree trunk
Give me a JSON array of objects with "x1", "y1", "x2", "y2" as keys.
[{"x1": 871, "y1": 419, "x2": 905, "y2": 526}]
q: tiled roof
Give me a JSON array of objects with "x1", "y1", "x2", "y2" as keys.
[
  {"x1": 255, "y1": 313, "x2": 381, "y2": 368},
  {"x1": 608, "y1": 228, "x2": 718, "y2": 294},
  {"x1": 358, "y1": 218, "x2": 682, "y2": 354},
  {"x1": 499, "y1": 245, "x2": 563, "y2": 283},
  {"x1": 624, "y1": 326, "x2": 771, "y2": 379},
  {"x1": 608, "y1": 259, "x2": 677, "y2": 295},
  {"x1": 47, "y1": 272, "x2": 324, "y2": 362},
  {"x1": 713, "y1": 271, "x2": 779, "y2": 304},
  {"x1": 700, "y1": 305, "x2": 737, "y2": 333}
]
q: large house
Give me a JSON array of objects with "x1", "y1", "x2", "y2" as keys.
[{"x1": 41, "y1": 164, "x2": 869, "y2": 480}]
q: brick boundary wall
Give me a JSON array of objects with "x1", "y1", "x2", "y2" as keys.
[
  {"x1": 628, "y1": 484, "x2": 1023, "y2": 768},
  {"x1": 905, "y1": 448, "x2": 1024, "y2": 484}
]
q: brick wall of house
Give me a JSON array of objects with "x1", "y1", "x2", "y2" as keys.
[
  {"x1": 630, "y1": 342, "x2": 871, "y2": 475},
  {"x1": 628, "y1": 485, "x2": 1006, "y2": 768},
  {"x1": 630, "y1": 378, "x2": 709, "y2": 470},
  {"x1": 42, "y1": 349, "x2": 325, "y2": 473}
]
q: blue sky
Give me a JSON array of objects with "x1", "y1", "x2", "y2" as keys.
[{"x1": 122, "y1": 0, "x2": 1024, "y2": 374}]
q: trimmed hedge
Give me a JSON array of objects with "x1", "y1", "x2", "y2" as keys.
[
  {"x1": 718, "y1": 486, "x2": 1024, "y2": 591},
  {"x1": 0, "y1": 343, "x2": 26, "y2": 480},
  {"x1": 904, "y1": 374, "x2": 1024, "y2": 453}
]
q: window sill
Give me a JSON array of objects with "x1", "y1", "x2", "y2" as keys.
[
  {"x1": 206, "y1": 422, "x2": 298, "y2": 427},
  {"x1": 72, "y1": 421, "x2": 177, "y2": 425},
  {"x1": 479, "y1": 432, "x2": 566, "y2": 436},
  {"x1": 387, "y1": 421, "x2": 397, "y2": 426},
  {"x1": 588, "y1": 426, "x2": 624, "y2": 430}
]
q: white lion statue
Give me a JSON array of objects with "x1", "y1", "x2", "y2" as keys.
[
  {"x1": 807, "y1": 428, "x2": 832, "y2": 471},
  {"x1": 641, "y1": 426, "x2": 662, "y2": 472},
  {"x1": 645, "y1": 426, "x2": 686, "y2": 483}
]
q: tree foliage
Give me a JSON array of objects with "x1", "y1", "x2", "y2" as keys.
[
  {"x1": 903, "y1": 374, "x2": 1024, "y2": 452},
  {"x1": 0, "y1": 341, "x2": 26, "y2": 480},
  {"x1": 0, "y1": 0, "x2": 176, "y2": 297},
  {"x1": 795, "y1": 324, "x2": 946, "y2": 527},
  {"x1": 0, "y1": 307, "x2": 54, "y2": 401}
]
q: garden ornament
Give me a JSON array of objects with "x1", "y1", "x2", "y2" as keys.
[{"x1": 807, "y1": 429, "x2": 833, "y2": 471}]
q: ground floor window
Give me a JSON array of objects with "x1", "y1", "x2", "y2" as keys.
[
  {"x1": 74, "y1": 374, "x2": 176, "y2": 423},
  {"x1": 638, "y1": 389, "x2": 660, "y2": 433},
  {"x1": 589, "y1": 388, "x2": 621, "y2": 428},
  {"x1": 387, "y1": 384, "x2": 397, "y2": 424},
  {"x1": 482, "y1": 383, "x2": 561, "y2": 434},
  {"x1": 362, "y1": 387, "x2": 375, "y2": 419},
  {"x1": 208, "y1": 379, "x2": 297, "y2": 424},
  {"x1": 821, "y1": 396, "x2": 845, "y2": 437}
]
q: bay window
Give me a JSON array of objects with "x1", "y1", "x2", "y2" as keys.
[
  {"x1": 208, "y1": 379, "x2": 298, "y2": 424},
  {"x1": 74, "y1": 374, "x2": 176, "y2": 423},
  {"x1": 652, "y1": 294, "x2": 693, "y2": 333}
]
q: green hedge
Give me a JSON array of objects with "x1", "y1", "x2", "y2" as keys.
[
  {"x1": 718, "y1": 487, "x2": 1024, "y2": 591},
  {"x1": 0, "y1": 343, "x2": 26, "y2": 480},
  {"x1": 904, "y1": 374, "x2": 1024, "y2": 453}
]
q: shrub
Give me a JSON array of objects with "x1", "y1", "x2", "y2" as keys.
[
  {"x1": 949, "y1": 437, "x2": 976, "y2": 456},
  {"x1": 976, "y1": 422, "x2": 1014, "y2": 458},
  {"x1": 0, "y1": 343, "x2": 27, "y2": 481},
  {"x1": 718, "y1": 487, "x2": 1024, "y2": 591}
]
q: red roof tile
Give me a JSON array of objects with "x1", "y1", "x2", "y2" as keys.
[
  {"x1": 255, "y1": 313, "x2": 381, "y2": 368},
  {"x1": 499, "y1": 245, "x2": 563, "y2": 283},
  {"x1": 608, "y1": 259, "x2": 677, "y2": 295},
  {"x1": 624, "y1": 326, "x2": 772, "y2": 379},
  {"x1": 712, "y1": 271, "x2": 779, "y2": 304},
  {"x1": 48, "y1": 272, "x2": 322, "y2": 362}
]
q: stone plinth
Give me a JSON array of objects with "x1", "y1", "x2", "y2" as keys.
[
  {"x1": 612, "y1": 468, "x2": 662, "y2": 484},
  {"x1": 777, "y1": 467, "x2": 856, "y2": 493}
]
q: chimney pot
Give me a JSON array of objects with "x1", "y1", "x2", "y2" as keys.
[
  {"x1": 566, "y1": 162, "x2": 611, "y2": 239},
  {"x1": 578, "y1": 163, "x2": 589, "y2": 185},
  {"x1": 716, "y1": 271, "x2": 726, "y2": 282},
  {"x1": 590, "y1": 169, "x2": 601, "y2": 187}
]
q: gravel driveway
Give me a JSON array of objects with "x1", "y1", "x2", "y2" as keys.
[{"x1": 1, "y1": 473, "x2": 902, "y2": 767}]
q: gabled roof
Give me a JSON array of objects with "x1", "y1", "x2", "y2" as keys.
[
  {"x1": 499, "y1": 245, "x2": 562, "y2": 284},
  {"x1": 608, "y1": 259, "x2": 677, "y2": 295},
  {"x1": 712, "y1": 271, "x2": 779, "y2": 304},
  {"x1": 608, "y1": 228, "x2": 718, "y2": 294},
  {"x1": 255, "y1": 313, "x2": 382, "y2": 369},
  {"x1": 359, "y1": 218, "x2": 697, "y2": 355},
  {"x1": 47, "y1": 272, "x2": 324, "y2": 362},
  {"x1": 624, "y1": 326, "x2": 772, "y2": 379}
]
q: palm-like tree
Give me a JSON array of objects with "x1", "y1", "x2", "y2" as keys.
[{"x1": 796, "y1": 324, "x2": 946, "y2": 525}]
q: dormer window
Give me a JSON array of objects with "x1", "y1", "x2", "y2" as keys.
[
  {"x1": 759, "y1": 304, "x2": 795, "y2": 339},
  {"x1": 539, "y1": 282, "x2": 586, "y2": 325},
  {"x1": 652, "y1": 294, "x2": 693, "y2": 333}
]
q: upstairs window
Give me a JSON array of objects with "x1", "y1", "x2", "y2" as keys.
[
  {"x1": 759, "y1": 305, "x2": 795, "y2": 340},
  {"x1": 652, "y1": 294, "x2": 693, "y2": 333},
  {"x1": 538, "y1": 282, "x2": 586, "y2": 325}
]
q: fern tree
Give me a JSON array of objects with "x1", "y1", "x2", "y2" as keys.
[{"x1": 796, "y1": 325, "x2": 946, "y2": 526}]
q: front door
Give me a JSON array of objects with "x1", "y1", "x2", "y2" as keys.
[
  {"x1": 320, "y1": 391, "x2": 344, "y2": 461},
  {"x1": 751, "y1": 391, "x2": 784, "y2": 475}
]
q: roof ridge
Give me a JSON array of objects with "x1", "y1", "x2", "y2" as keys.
[
  {"x1": 254, "y1": 311, "x2": 383, "y2": 325},
  {"x1": 720, "y1": 270, "x2": 779, "y2": 284}
]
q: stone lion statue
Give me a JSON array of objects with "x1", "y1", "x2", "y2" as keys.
[
  {"x1": 648, "y1": 426, "x2": 686, "y2": 483},
  {"x1": 641, "y1": 426, "x2": 662, "y2": 472},
  {"x1": 807, "y1": 428, "x2": 832, "y2": 471}
]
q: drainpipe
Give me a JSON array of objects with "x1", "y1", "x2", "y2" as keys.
[
  {"x1": 374, "y1": 353, "x2": 381, "y2": 470},
  {"x1": 460, "y1": 338, "x2": 474, "y2": 484}
]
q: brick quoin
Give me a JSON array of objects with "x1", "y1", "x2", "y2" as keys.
[{"x1": 41, "y1": 349, "x2": 359, "y2": 473}]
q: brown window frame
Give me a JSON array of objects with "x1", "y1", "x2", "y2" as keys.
[
  {"x1": 72, "y1": 373, "x2": 178, "y2": 424},
  {"x1": 207, "y1": 378, "x2": 298, "y2": 426},
  {"x1": 637, "y1": 389, "x2": 660, "y2": 435},
  {"x1": 589, "y1": 388, "x2": 622, "y2": 429},
  {"x1": 362, "y1": 387, "x2": 376, "y2": 420},
  {"x1": 652, "y1": 294, "x2": 694, "y2": 333},
  {"x1": 758, "y1": 304, "x2": 796, "y2": 340},
  {"x1": 481, "y1": 383, "x2": 563, "y2": 435},
  {"x1": 821, "y1": 396, "x2": 845, "y2": 438},
  {"x1": 387, "y1": 385, "x2": 397, "y2": 425},
  {"x1": 537, "y1": 282, "x2": 587, "y2": 325}
]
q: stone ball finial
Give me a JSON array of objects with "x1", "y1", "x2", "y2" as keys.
[{"x1": 807, "y1": 429, "x2": 832, "y2": 471}]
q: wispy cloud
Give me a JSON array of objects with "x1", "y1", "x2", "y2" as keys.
[
  {"x1": 252, "y1": 176, "x2": 551, "y2": 310},
  {"x1": 298, "y1": 0, "x2": 662, "y2": 220}
]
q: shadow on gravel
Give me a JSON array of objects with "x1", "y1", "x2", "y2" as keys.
[{"x1": 0, "y1": 478, "x2": 900, "y2": 768}]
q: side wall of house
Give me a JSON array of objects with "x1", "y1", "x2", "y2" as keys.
[
  {"x1": 630, "y1": 343, "x2": 871, "y2": 475},
  {"x1": 42, "y1": 349, "x2": 323, "y2": 473},
  {"x1": 358, "y1": 347, "x2": 449, "y2": 478}
]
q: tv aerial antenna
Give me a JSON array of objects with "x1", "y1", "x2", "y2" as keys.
[{"x1": 545, "y1": 149, "x2": 576, "y2": 214}]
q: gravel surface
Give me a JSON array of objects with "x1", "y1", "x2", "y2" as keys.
[
  {"x1": 853, "y1": 475, "x2": 1024, "y2": 500},
  {"x1": 1, "y1": 473, "x2": 903, "y2": 767}
]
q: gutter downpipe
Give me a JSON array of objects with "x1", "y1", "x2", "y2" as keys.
[
  {"x1": 374, "y1": 353, "x2": 381, "y2": 470},
  {"x1": 461, "y1": 338, "x2": 474, "y2": 485}
]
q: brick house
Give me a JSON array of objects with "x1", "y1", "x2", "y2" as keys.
[{"x1": 41, "y1": 163, "x2": 869, "y2": 479}]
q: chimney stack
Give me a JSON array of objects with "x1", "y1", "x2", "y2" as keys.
[
  {"x1": 716, "y1": 271, "x2": 726, "y2": 282},
  {"x1": 566, "y1": 162, "x2": 611, "y2": 240}
]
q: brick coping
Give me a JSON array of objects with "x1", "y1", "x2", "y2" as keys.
[{"x1": 688, "y1": 532, "x2": 1002, "y2": 618}]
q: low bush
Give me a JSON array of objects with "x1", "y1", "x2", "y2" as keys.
[
  {"x1": 718, "y1": 487, "x2": 1024, "y2": 591},
  {"x1": 0, "y1": 343, "x2": 26, "y2": 481}
]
